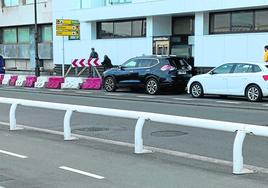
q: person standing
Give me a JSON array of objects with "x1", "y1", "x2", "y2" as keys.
[
  {"x1": 90, "y1": 48, "x2": 99, "y2": 59},
  {"x1": 0, "y1": 54, "x2": 5, "y2": 74},
  {"x1": 101, "y1": 55, "x2": 113, "y2": 71},
  {"x1": 264, "y1": 45, "x2": 268, "y2": 63}
]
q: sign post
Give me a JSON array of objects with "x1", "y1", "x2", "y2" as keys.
[{"x1": 56, "y1": 19, "x2": 80, "y2": 77}]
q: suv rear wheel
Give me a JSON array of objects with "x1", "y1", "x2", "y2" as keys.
[
  {"x1": 104, "y1": 77, "x2": 116, "y2": 92},
  {"x1": 190, "y1": 82, "x2": 204, "y2": 98},
  {"x1": 146, "y1": 78, "x2": 159, "y2": 95}
]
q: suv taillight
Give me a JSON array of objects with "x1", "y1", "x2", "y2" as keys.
[
  {"x1": 263, "y1": 75, "x2": 268, "y2": 81},
  {"x1": 161, "y1": 65, "x2": 176, "y2": 71}
]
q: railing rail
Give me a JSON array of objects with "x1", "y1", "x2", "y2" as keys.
[{"x1": 0, "y1": 97, "x2": 267, "y2": 174}]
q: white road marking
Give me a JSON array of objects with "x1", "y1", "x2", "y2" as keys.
[
  {"x1": 104, "y1": 93, "x2": 122, "y2": 96},
  {"x1": 59, "y1": 166, "x2": 105, "y2": 180},
  {"x1": 0, "y1": 149, "x2": 28, "y2": 159},
  {"x1": 262, "y1": 104, "x2": 268, "y2": 107},
  {"x1": 47, "y1": 89, "x2": 61, "y2": 92},
  {"x1": 136, "y1": 95, "x2": 155, "y2": 99},
  {"x1": 216, "y1": 101, "x2": 241, "y2": 104},
  {"x1": 75, "y1": 91, "x2": 93, "y2": 94},
  {"x1": 173, "y1": 98, "x2": 193, "y2": 101},
  {"x1": 1, "y1": 121, "x2": 268, "y2": 174}
]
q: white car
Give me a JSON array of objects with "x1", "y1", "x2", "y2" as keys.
[{"x1": 187, "y1": 62, "x2": 268, "y2": 102}]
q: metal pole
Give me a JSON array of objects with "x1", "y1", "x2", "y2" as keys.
[
  {"x1": 62, "y1": 35, "x2": 65, "y2": 77},
  {"x1": 34, "y1": 0, "x2": 40, "y2": 77},
  {"x1": 9, "y1": 103, "x2": 17, "y2": 130},
  {"x1": 233, "y1": 130, "x2": 253, "y2": 174}
]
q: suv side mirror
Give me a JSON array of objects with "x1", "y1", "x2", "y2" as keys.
[{"x1": 209, "y1": 71, "x2": 214, "y2": 75}]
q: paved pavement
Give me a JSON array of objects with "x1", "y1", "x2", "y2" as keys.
[
  {"x1": 0, "y1": 125, "x2": 268, "y2": 188},
  {"x1": 1, "y1": 86, "x2": 268, "y2": 111},
  {"x1": 0, "y1": 87, "x2": 268, "y2": 187}
]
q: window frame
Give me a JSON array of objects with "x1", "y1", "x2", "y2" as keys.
[
  {"x1": 210, "y1": 8, "x2": 268, "y2": 34},
  {"x1": 97, "y1": 18, "x2": 146, "y2": 39}
]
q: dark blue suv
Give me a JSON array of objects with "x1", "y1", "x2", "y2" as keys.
[{"x1": 103, "y1": 55, "x2": 192, "y2": 95}]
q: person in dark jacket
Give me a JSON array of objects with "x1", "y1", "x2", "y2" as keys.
[
  {"x1": 101, "y1": 55, "x2": 113, "y2": 71},
  {"x1": 0, "y1": 54, "x2": 5, "y2": 74},
  {"x1": 90, "y1": 48, "x2": 99, "y2": 59}
]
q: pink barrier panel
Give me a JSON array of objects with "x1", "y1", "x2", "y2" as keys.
[
  {"x1": 0, "y1": 74, "x2": 4, "y2": 85},
  {"x1": 24, "y1": 76, "x2": 37, "y2": 87},
  {"x1": 46, "y1": 76, "x2": 65, "y2": 89},
  {"x1": 9, "y1": 75, "x2": 18, "y2": 86},
  {"x1": 81, "y1": 77, "x2": 102, "y2": 90}
]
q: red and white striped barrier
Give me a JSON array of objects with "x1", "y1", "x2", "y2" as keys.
[{"x1": 71, "y1": 58, "x2": 100, "y2": 68}]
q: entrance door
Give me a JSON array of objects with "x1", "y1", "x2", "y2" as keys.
[{"x1": 155, "y1": 41, "x2": 169, "y2": 55}]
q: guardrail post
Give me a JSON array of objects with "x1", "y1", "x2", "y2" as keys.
[
  {"x1": 135, "y1": 117, "x2": 152, "y2": 154},
  {"x1": 9, "y1": 103, "x2": 22, "y2": 131},
  {"x1": 64, "y1": 110, "x2": 77, "y2": 141},
  {"x1": 233, "y1": 130, "x2": 253, "y2": 174}
]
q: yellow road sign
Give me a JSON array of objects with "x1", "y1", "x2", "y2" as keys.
[
  {"x1": 56, "y1": 25, "x2": 79, "y2": 31},
  {"x1": 56, "y1": 19, "x2": 79, "y2": 25},
  {"x1": 56, "y1": 31, "x2": 79, "y2": 36},
  {"x1": 56, "y1": 19, "x2": 72, "y2": 25}
]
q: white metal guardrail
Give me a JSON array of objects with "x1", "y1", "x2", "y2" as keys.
[{"x1": 0, "y1": 97, "x2": 268, "y2": 174}]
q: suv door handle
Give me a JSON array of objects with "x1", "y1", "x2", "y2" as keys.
[{"x1": 129, "y1": 70, "x2": 134, "y2": 73}]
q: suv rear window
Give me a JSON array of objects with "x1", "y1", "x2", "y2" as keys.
[{"x1": 167, "y1": 58, "x2": 189, "y2": 69}]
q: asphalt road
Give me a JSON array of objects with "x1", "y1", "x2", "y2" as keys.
[{"x1": 0, "y1": 88, "x2": 268, "y2": 187}]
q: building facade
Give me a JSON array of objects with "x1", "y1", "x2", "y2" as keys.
[
  {"x1": 0, "y1": 0, "x2": 53, "y2": 72},
  {"x1": 49, "y1": 0, "x2": 268, "y2": 71}
]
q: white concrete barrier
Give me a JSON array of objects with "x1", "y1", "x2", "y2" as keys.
[
  {"x1": 34, "y1": 76, "x2": 48, "y2": 88},
  {"x1": 1, "y1": 96, "x2": 268, "y2": 175},
  {"x1": 1, "y1": 74, "x2": 12, "y2": 85},
  {"x1": 61, "y1": 77, "x2": 84, "y2": 89},
  {"x1": 15, "y1": 75, "x2": 27, "y2": 87}
]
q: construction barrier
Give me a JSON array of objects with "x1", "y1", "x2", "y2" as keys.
[
  {"x1": 24, "y1": 76, "x2": 37, "y2": 87},
  {"x1": 46, "y1": 76, "x2": 65, "y2": 89},
  {"x1": 9, "y1": 75, "x2": 18, "y2": 86},
  {"x1": 2, "y1": 74, "x2": 11, "y2": 85},
  {"x1": 81, "y1": 77, "x2": 102, "y2": 90},
  {"x1": 15, "y1": 75, "x2": 27, "y2": 87},
  {"x1": 0, "y1": 74, "x2": 103, "y2": 91},
  {"x1": 0, "y1": 74, "x2": 4, "y2": 85},
  {"x1": 61, "y1": 77, "x2": 84, "y2": 89},
  {"x1": 34, "y1": 76, "x2": 49, "y2": 88}
]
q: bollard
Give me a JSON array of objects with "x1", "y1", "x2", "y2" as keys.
[
  {"x1": 9, "y1": 103, "x2": 21, "y2": 131},
  {"x1": 233, "y1": 130, "x2": 253, "y2": 174},
  {"x1": 63, "y1": 110, "x2": 77, "y2": 140},
  {"x1": 135, "y1": 117, "x2": 152, "y2": 154}
]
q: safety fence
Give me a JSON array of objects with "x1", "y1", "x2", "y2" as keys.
[
  {"x1": 1, "y1": 97, "x2": 268, "y2": 175},
  {"x1": 0, "y1": 74, "x2": 102, "y2": 90}
]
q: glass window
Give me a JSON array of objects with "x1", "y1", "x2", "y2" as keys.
[
  {"x1": 173, "y1": 17, "x2": 194, "y2": 35},
  {"x1": 114, "y1": 21, "x2": 131, "y2": 38},
  {"x1": 233, "y1": 64, "x2": 251, "y2": 73},
  {"x1": 132, "y1": 20, "x2": 143, "y2": 37},
  {"x1": 255, "y1": 10, "x2": 268, "y2": 31},
  {"x1": 122, "y1": 59, "x2": 138, "y2": 68},
  {"x1": 231, "y1": 11, "x2": 254, "y2": 32},
  {"x1": 18, "y1": 27, "x2": 30, "y2": 43},
  {"x1": 41, "y1": 25, "x2": 52, "y2": 42},
  {"x1": 97, "y1": 19, "x2": 146, "y2": 39},
  {"x1": 4, "y1": 0, "x2": 19, "y2": 6},
  {"x1": 211, "y1": 13, "x2": 231, "y2": 33},
  {"x1": 212, "y1": 64, "x2": 234, "y2": 74},
  {"x1": 25, "y1": 0, "x2": 34, "y2": 4},
  {"x1": 3, "y1": 28, "x2": 17, "y2": 44},
  {"x1": 99, "y1": 22, "x2": 114, "y2": 38},
  {"x1": 136, "y1": 59, "x2": 157, "y2": 67},
  {"x1": 251, "y1": 65, "x2": 262, "y2": 73}
]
